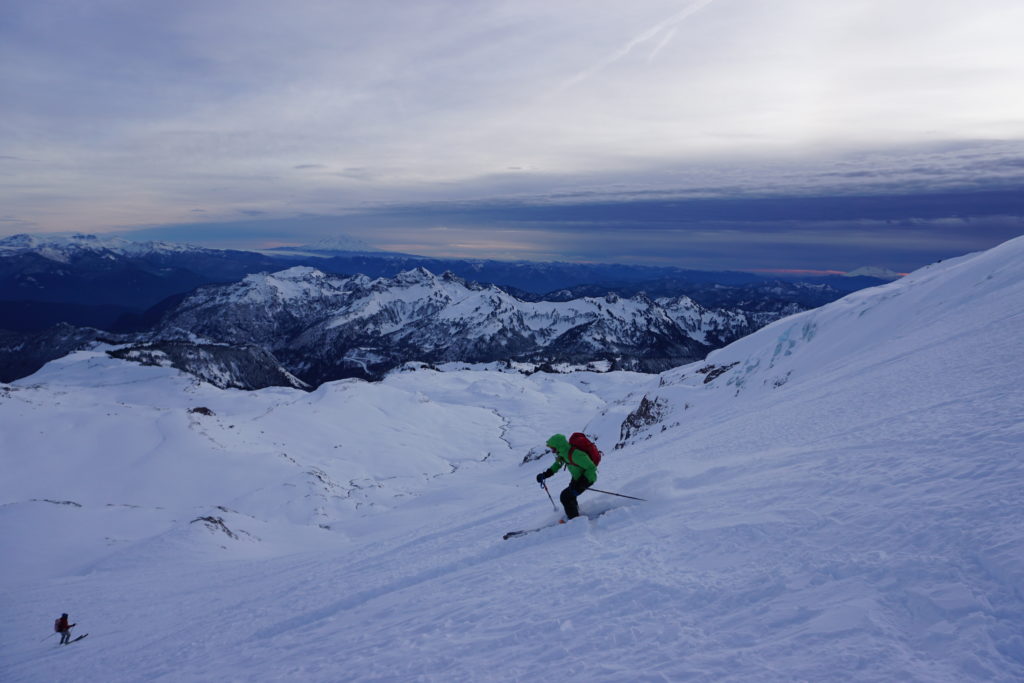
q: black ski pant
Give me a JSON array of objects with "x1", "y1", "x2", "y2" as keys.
[
  {"x1": 59, "y1": 630, "x2": 71, "y2": 644},
  {"x1": 560, "y1": 476, "x2": 593, "y2": 519}
]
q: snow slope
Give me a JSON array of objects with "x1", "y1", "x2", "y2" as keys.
[{"x1": 1, "y1": 237, "x2": 1023, "y2": 681}]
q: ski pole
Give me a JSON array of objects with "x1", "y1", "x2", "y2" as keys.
[
  {"x1": 40, "y1": 632, "x2": 57, "y2": 643},
  {"x1": 589, "y1": 487, "x2": 647, "y2": 502},
  {"x1": 540, "y1": 481, "x2": 558, "y2": 511}
]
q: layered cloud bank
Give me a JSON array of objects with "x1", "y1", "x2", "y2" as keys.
[{"x1": 3, "y1": 1, "x2": 1022, "y2": 271}]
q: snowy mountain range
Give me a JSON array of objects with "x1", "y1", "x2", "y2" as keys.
[
  {"x1": 1, "y1": 232, "x2": 828, "y2": 386},
  {"x1": 0, "y1": 232, "x2": 288, "y2": 321},
  {"x1": 0, "y1": 232, "x2": 207, "y2": 260},
  {"x1": 0, "y1": 232, "x2": 891, "y2": 331},
  {"x1": 1, "y1": 235, "x2": 1021, "y2": 680},
  {"x1": 145, "y1": 266, "x2": 782, "y2": 383}
]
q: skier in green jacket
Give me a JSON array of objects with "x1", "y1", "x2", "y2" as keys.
[{"x1": 536, "y1": 433, "x2": 597, "y2": 520}]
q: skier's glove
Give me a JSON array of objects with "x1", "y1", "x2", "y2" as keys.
[{"x1": 536, "y1": 471, "x2": 551, "y2": 484}]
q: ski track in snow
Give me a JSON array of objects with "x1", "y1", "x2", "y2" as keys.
[{"x1": 2, "y1": 237, "x2": 1024, "y2": 681}]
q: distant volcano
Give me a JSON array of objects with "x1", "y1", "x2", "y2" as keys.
[{"x1": 844, "y1": 265, "x2": 903, "y2": 280}]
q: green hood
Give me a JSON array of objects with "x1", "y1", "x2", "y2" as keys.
[{"x1": 546, "y1": 433, "x2": 570, "y2": 452}]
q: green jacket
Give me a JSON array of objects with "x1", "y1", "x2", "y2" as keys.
[{"x1": 544, "y1": 433, "x2": 598, "y2": 484}]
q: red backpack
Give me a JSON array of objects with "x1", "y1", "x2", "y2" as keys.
[{"x1": 568, "y1": 432, "x2": 602, "y2": 467}]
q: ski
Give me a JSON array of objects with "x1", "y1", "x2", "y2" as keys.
[
  {"x1": 66, "y1": 634, "x2": 88, "y2": 644},
  {"x1": 503, "y1": 506, "x2": 630, "y2": 539},
  {"x1": 503, "y1": 519, "x2": 567, "y2": 539},
  {"x1": 503, "y1": 526, "x2": 551, "y2": 540}
]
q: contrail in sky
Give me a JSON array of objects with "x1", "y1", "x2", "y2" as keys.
[
  {"x1": 558, "y1": 0, "x2": 718, "y2": 91},
  {"x1": 647, "y1": 26, "x2": 679, "y2": 63}
]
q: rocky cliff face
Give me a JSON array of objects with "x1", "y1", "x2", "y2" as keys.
[
  {"x1": 0, "y1": 324, "x2": 128, "y2": 383},
  {"x1": 107, "y1": 342, "x2": 309, "y2": 391}
]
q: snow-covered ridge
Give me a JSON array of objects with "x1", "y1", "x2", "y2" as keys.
[
  {"x1": 0, "y1": 232, "x2": 214, "y2": 262},
  {"x1": 616, "y1": 234, "x2": 1024, "y2": 445},
  {"x1": 0, "y1": 231, "x2": 380, "y2": 262},
  {"x1": 157, "y1": 266, "x2": 776, "y2": 382},
  {"x1": 237, "y1": 265, "x2": 341, "y2": 303}
]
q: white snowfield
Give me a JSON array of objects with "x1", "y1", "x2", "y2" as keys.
[{"x1": 1, "y1": 236, "x2": 1023, "y2": 682}]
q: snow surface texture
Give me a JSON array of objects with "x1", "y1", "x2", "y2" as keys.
[{"x1": 2, "y1": 237, "x2": 1023, "y2": 681}]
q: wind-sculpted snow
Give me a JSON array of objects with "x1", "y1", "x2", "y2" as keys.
[
  {"x1": 1, "y1": 237, "x2": 1023, "y2": 681},
  {"x1": 155, "y1": 266, "x2": 771, "y2": 384},
  {"x1": 616, "y1": 234, "x2": 1024, "y2": 449}
]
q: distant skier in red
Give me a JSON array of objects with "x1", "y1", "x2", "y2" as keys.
[{"x1": 55, "y1": 613, "x2": 75, "y2": 644}]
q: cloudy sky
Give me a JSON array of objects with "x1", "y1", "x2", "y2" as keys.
[{"x1": 2, "y1": 0, "x2": 1023, "y2": 272}]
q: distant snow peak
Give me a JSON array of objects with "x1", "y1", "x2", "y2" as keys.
[
  {"x1": 237, "y1": 266, "x2": 341, "y2": 304},
  {"x1": 306, "y1": 234, "x2": 378, "y2": 252},
  {"x1": 0, "y1": 233, "x2": 39, "y2": 249},
  {"x1": 0, "y1": 231, "x2": 207, "y2": 260},
  {"x1": 0, "y1": 232, "x2": 106, "y2": 248},
  {"x1": 242, "y1": 266, "x2": 326, "y2": 288},
  {"x1": 275, "y1": 266, "x2": 327, "y2": 280},
  {"x1": 394, "y1": 266, "x2": 438, "y2": 285},
  {"x1": 440, "y1": 270, "x2": 466, "y2": 284},
  {"x1": 844, "y1": 266, "x2": 902, "y2": 280}
]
